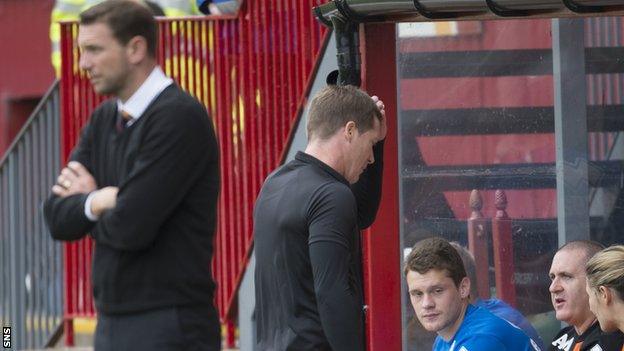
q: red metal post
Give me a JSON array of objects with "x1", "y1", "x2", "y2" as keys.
[
  {"x1": 63, "y1": 319, "x2": 74, "y2": 346},
  {"x1": 361, "y1": 23, "x2": 401, "y2": 351},
  {"x1": 227, "y1": 321, "x2": 236, "y2": 348},
  {"x1": 60, "y1": 22, "x2": 76, "y2": 346},
  {"x1": 492, "y1": 189, "x2": 517, "y2": 306},
  {"x1": 467, "y1": 189, "x2": 490, "y2": 300}
]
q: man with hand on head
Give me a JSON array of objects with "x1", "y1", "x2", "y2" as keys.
[
  {"x1": 44, "y1": 1, "x2": 220, "y2": 350},
  {"x1": 548, "y1": 241, "x2": 624, "y2": 351},
  {"x1": 254, "y1": 84, "x2": 386, "y2": 351},
  {"x1": 405, "y1": 237, "x2": 542, "y2": 351}
]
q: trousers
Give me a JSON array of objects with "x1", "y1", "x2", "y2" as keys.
[{"x1": 94, "y1": 305, "x2": 221, "y2": 351}]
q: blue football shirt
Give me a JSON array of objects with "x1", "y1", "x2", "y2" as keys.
[
  {"x1": 475, "y1": 298, "x2": 545, "y2": 350},
  {"x1": 432, "y1": 304, "x2": 542, "y2": 351}
]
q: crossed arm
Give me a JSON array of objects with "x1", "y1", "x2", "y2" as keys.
[{"x1": 52, "y1": 161, "x2": 118, "y2": 218}]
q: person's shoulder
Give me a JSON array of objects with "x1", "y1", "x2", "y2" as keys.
[
  {"x1": 297, "y1": 178, "x2": 355, "y2": 223},
  {"x1": 93, "y1": 98, "x2": 117, "y2": 112},
  {"x1": 478, "y1": 298, "x2": 511, "y2": 310},
  {"x1": 476, "y1": 298, "x2": 524, "y2": 322},
  {"x1": 160, "y1": 84, "x2": 199, "y2": 103},
  {"x1": 90, "y1": 99, "x2": 117, "y2": 121},
  {"x1": 290, "y1": 157, "x2": 352, "y2": 194},
  {"x1": 79, "y1": 99, "x2": 117, "y2": 131},
  {"x1": 454, "y1": 306, "x2": 499, "y2": 338},
  {"x1": 263, "y1": 155, "x2": 354, "y2": 202},
  {"x1": 550, "y1": 325, "x2": 577, "y2": 351},
  {"x1": 458, "y1": 306, "x2": 536, "y2": 349},
  {"x1": 313, "y1": 179, "x2": 354, "y2": 203},
  {"x1": 474, "y1": 305, "x2": 523, "y2": 328},
  {"x1": 146, "y1": 85, "x2": 213, "y2": 133},
  {"x1": 478, "y1": 298, "x2": 538, "y2": 335},
  {"x1": 585, "y1": 327, "x2": 624, "y2": 351},
  {"x1": 259, "y1": 162, "x2": 297, "y2": 192},
  {"x1": 579, "y1": 322, "x2": 603, "y2": 345},
  {"x1": 259, "y1": 159, "x2": 334, "y2": 195},
  {"x1": 153, "y1": 84, "x2": 209, "y2": 119},
  {"x1": 458, "y1": 331, "x2": 540, "y2": 351},
  {"x1": 597, "y1": 330, "x2": 624, "y2": 351},
  {"x1": 258, "y1": 161, "x2": 354, "y2": 218},
  {"x1": 463, "y1": 304, "x2": 510, "y2": 328}
]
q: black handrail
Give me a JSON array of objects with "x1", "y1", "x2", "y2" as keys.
[{"x1": 314, "y1": 0, "x2": 624, "y2": 25}]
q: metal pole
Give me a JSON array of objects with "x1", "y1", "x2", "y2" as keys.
[
  {"x1": 331, "y1": 16, "x2": 361, "y2": 86},
  {"x1": 552, "y1": 18, "x2": 590, "y2": 244}
]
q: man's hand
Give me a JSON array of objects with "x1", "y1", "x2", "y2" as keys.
[
  {"x1": 89, "y1": 186, "x2": 119, "y2": 217},
  {"x1": 371, "y1": 95, "x2": 387, "y2": 141},
  {"x1": 52, "y1": 161, "x2": 97, "y2": 198}
]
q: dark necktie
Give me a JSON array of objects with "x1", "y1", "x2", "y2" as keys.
[{"x1": 116, "y1": 110, "x2": 132, "y2": 132}]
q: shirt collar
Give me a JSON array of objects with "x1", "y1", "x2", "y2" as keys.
[
  {"x1": 295, "y1": 151, "x2": 349, "y2": 186},
  {"x1": 116, "y1": 66, "x2": 173, "y2": 121}
]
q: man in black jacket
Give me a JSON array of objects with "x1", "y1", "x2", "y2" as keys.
[
  {"x1": 548, "y1": 241, "x2": 624, "y2": 351},
  {"x1": 254, "y1": 84, "x2": 386, "y2": 350},
  {"x1": 43, "y1": 1, "x2": 220, "y2": 350}
]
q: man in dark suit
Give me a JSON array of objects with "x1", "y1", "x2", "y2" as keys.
[{"x1": 43, "y1": 1, "x2": 220, "y2": 350}]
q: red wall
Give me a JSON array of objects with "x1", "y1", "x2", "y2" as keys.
[{"x1": 0, "y1": 0, "x2": 55, "y2": 155}]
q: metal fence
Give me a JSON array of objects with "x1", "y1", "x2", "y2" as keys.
[
  {"x1": 59, "y1": 1, "x2": 328, "y2": 344},
  {"x1": 0, "y1": 80, "x2": 63, "y2": 350}
]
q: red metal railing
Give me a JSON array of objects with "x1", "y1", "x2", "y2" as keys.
[
  {"x1": 60, "y1": 1, "x2": 328, "y2": 343},
  {"x1": 467, "y1": 189, "x2": 490, "y2": 300},
  {"x1": 492, "y1": 190, "x2": 516, "y2": 305},
  {"x1": 466, "y1": 189, "x2": 517, "y2": 306}
]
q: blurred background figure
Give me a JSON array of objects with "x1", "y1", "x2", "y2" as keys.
[
  {"x1": 197, "y1": 0, "x2": 240, "y2": 15},
  {"x1": 44, "y1": 1, "x2": 222, "y2": 349}
]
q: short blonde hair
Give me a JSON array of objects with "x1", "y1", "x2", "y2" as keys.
[{"x1": 586, "y1": 245, "x2": 624, "y2": 300}]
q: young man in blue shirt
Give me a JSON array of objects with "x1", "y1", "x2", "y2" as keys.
[{"x1": 405, "y1": 237, "x2": 542, "y2": 351}]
